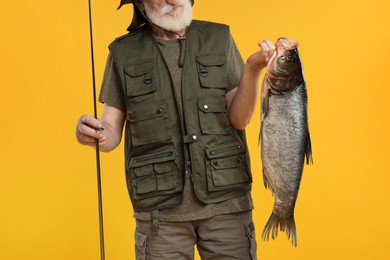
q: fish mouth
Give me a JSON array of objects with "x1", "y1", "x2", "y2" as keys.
[{"x1": 276, "y1": 37, "x2": 299, "y2": 53}]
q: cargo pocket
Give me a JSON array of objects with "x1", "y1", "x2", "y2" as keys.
[
  {"x1": 130, "y1": 150, "x2": 181, "y2": 199},
  {"x1": 125, "y1": 60, "x2": 156, "y2": 97},
  {"x1": 196, "y1": 54, "x2": 227, "y2": 89},
  {"x1": 127, "y1": 101, "x2": 171, "y2": 147},
  {"x1": 198, "y1": 95, "x2": 232, "y2": 135},
  {"x1": 133, "y1": 164, "x2": 156, "y2": 195},
  {"x1": 135, "y1": 228, "x2": 148, "y2": 260},
  {"x1": 245, "y1": 222, "x2": 257, "y2": 260},
  {"x1": 205, "y1": 143, "x2": 251, "y2": 192}
]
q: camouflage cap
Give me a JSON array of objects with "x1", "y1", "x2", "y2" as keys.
[{"x1": 117, "y1": 0, "x2": 194, "y2": 31}]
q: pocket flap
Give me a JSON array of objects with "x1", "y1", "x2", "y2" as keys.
[
  {"x1": 135, "y1": 229, "x2": 148, "y2": 248},
  {"x1": 125, "y1": 60, "x2": 154, "y2": 77},
  {"x1": 130, "y1": 150, "x2": 176, "y2": 168},
  {"x1": 154, "y1": 161, "x2": 174, "y2": 174},
  {"x1": 206, "y1": 143, "x2": 246, "y2": 159},
  {"x1": 198, "y1": 95, "x2": 227, "y2": 113},
  {"x1": 134, "y1": 164, "x2": 153, "y2": 177},
  {"x1": 127, "y1": 102, "x2": 166, "y2": 123},
  {"x1": 197, "y1": 55, "x2": 226, "y2": 67},
  {"x1": 211, "y1": 156, "x2": 242, "y2": 170}
]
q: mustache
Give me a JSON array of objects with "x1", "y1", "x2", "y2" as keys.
[
  {"x1": 160, "y1": 0, "x2": 185, "y2": 15},
  {"x1": 160, "y1": 5, "x2": 173, "y2": 15}
]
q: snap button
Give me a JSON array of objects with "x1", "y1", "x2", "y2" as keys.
[
  {"x1": 200, "y1": 71, "x2": 208, "y2": 77},
  {"x1": 156, "y1": 108, "x2": 163, "y2": 114},
  {"x1": 144, "y1": 78, "x2": 153, "y2": 84},
  {"x1": 203, "y1": 104, "x2": 209, "y2": 110},
  {"x1": 192, "y1": 135, "x2": 198, "y2": 140}
]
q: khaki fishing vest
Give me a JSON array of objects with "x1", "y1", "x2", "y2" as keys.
[{"x1": 109, "y1": 20, "x2": 252, "y2": 211}]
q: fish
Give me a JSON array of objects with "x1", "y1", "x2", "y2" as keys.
[{"x1": 259, "y1": 37, "x2": 313, "y2": 247}]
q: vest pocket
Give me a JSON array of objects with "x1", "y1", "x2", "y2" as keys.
[
  {"x1": 196, "y1": 54, "x2": 227, "y2": 89},
  {"x1": 205, "y1": 143, "x2": 251, "y2": 192},
  {"x1": 125, "y1": 60, "x2": 156, "y2": 97},
  {"x1": 134, "y1": 165, "x2": 156, "y2": 194},
  {"x1": 130, "y1": 150, "x2": 181, "y2": 199},
  {"x1": 127, "y1": 101, "x2": 171, "y2": 147},
  {"x1": 198, "y1": 95, "x2": 233, "y2": 135}
]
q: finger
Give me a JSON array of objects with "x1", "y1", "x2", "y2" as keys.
[
  {"x1": 264, "y1": 40, "x2": 275, "y2": 49},
  {"x1": 259, "y1": 40, "x2": 270, "y2": 52},
  {"x1": 259, "y1": 41, "x2": 277, "y2": 65},
  {"x1": 264, "y1": 40, "x2": 276, "y2": 57},
  {"x1": 260, "y1": 40, "x2": 276, "y2": 55},
  {"x1": 259, "y1": 42, "x2": 271, "y2": 61},
  {"x1": 80, "y1": 115, "x2": 103, "y2": 130},
  {"x1": 77, "y1": 121, "x2": 103, "y2": 139},
  {"x1": 76, "y1": 126, "x2": 106, "y2": 144},
  {"x1": 77, "y1": 134, "x2": 97, "y2": 145}
]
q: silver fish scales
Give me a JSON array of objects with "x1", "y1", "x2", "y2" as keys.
[{"x1": 260, "y1": 38, "x2": 313, "y2": 247}]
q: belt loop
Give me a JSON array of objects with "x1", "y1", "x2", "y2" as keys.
[{"x1": 152, "y1": 210, "x2": 159, "y2": 236}]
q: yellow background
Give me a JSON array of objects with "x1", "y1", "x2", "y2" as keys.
[{"x1": 1, "y1": 0, "x2": 389, "y2": 259}]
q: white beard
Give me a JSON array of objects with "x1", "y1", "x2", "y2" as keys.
[{"x1": 143, "y1": 0, "x2": 193, "y2": 33}]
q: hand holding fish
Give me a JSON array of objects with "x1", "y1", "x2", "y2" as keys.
[
  {"x1": 226, "y1": 40, "x2": 276, "y2": 130},
  {"x1": 247, "y1": 40, "x2": 276, "y2": 70}
]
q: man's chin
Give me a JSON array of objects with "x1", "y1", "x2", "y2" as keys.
[
  {"x1": 156, "y1": 18, "x2": 192, "y2": 33},
  {"x1": 146, "y1": 3, "x2": 193, "y2": 33},
  {"x1": 160, "y1": 25, "x2": 187, "y2": 34}
]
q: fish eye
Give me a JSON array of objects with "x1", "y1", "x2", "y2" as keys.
[{"x1": 286, "y1": 55, "x2": 294, "y2": 62}]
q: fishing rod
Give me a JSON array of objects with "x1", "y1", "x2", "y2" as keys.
[{"x1": 87, "y1": 0, "x2": 106, "y2": 259}]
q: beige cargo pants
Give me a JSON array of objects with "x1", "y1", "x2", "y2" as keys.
[{"x1": 135, "y1": 211, "x2": 257, "y2": 260}]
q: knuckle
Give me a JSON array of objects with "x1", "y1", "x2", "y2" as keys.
[
  {"x1": 81, "y1": 114, "x2": 93, "y2": 124},
  {"x1": 82, "y1": 114, "x2": 90, "y2": 124}
]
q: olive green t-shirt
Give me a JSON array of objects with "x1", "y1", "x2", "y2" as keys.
[{"x1": 99, "y1": 33, "x2": 253, "y2": 221}]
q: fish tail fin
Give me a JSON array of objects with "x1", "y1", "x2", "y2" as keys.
[
  {"x1": 283, "y1": 216, "x2": 298, "y2": 247},
  {"x1": 262, "y1": 213, "x2": 298, "y2": 247},
  {"x1": 305, "y1": 132, "x2": 313, "y2": 165},
  {"x1": 261, "y1": 212, "x2": 280, "y2": 242}
]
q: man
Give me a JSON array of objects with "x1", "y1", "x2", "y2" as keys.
[{"x1": 76, "y1": 0, "x2": 275, "y2": 259}]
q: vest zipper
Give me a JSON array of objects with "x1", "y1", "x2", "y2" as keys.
[
  {"x1": 208, "y1": 144, "x2": 242, "y2": 157},
  {"x1": 153, "y1": 38, "x2": 191, "y2": 180},
  {"x1": 132, "y1": 151, "x2": 174, "y2": 164},
  {"x1": 179, "y1": 40, "x2": 192, "y2": 181}
]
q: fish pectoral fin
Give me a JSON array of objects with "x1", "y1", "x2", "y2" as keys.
[
  {"x1": 305, "y1": 132, "x2": 313, "y2": 165},
  {"x1": 259, "y1": 78, "x2": 270, "y2": 145},
  {"x1": 261, "y1": 97, "x2": 269, "y2": 121},
  {"x1": 260, "y1": 77, "x2": 270, "y2": 122},
  {"x1": 262, "y1": 167, "x2": 275, "y2": 194},
  {"x1": 262, "y1": 167, "x2": 269, "y2": 189}
]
